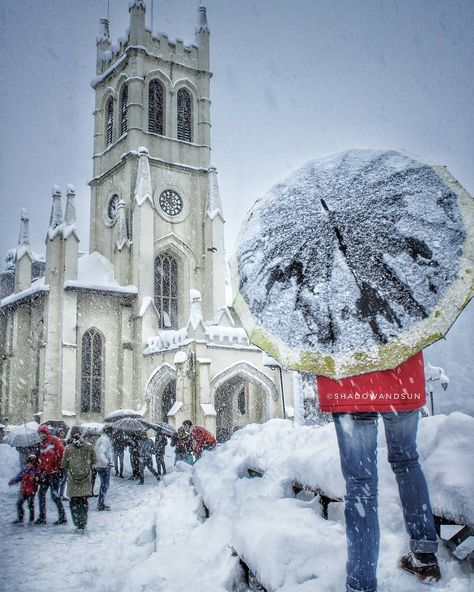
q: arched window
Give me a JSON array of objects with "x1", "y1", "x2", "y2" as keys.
[
  {"x1": 177, "y1": 88, "x2": 192, "y2": 142},
  {"x1": 120, "y1": 84, "x2": 128, "y2": 135},
  {"x1": 106, "y1": 97, "x2": 114, "y2": 146},
  {"x1": 148, "y1": 79, "x2": 165, "y2": 135},
  {"x1": 154, "y1": 253, "x2": 178, "y2": 329},
  {"x1": 81, "y1": 328, "x2": 103, "y2": 413}
]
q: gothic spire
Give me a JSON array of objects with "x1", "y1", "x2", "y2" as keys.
[
  {"x1": 134, "y1": 147, "x2": 153, "y2": 206},
  {"x1": 64, "y1": 184, "x2": 76, "y2": 226},
  {"x1": 196, "y1": 6, "x2": 210, "y2": 35},
  {"x1": 48, "y1": 186, "x2": 63, "y2": 240},
  {"x1": 18, "y1": 209, "x2": 31, "y2": 248},
  {"x1": 129, "y1": 0, "x2": 146, "y2": 11},
  {"x1": 97, "y1": 17, "x2": 110, "y2": 46}
]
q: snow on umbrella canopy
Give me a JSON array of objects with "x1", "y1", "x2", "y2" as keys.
[
  {"x1": 4, "y1": 423, "x2": 41, "y2": 448},
  {"x1": 104, "y1": 409, "x2": 143, "y2": 423},
  {"x1": 113, "y1": 417, "x2": 151, "y2": 433},
  {"x1": 233, "y1": 149, "x2": 474, "y2": 379}
]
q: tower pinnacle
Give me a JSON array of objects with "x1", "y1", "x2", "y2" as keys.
[
  {"x1": 18, "y1": 209, "x2": 31, "y2": 248},
  {"x1": 134, "y1": 148, "x2": 153, "y2": 206},
  {"x1": 97, "y1": 17, "x2": 110, "y2": 46},
  {"x1": 129, "y1": 0, "x2": 146, "y2": 44},
  {"x1": 64, "y1": 185, "x2": 76, "y2": 227},
  {"x1": 48, "y1": 186, "x2": 63, "y2": 240},
  {"x1": 196, "y1": 6, "x2": 210, "y2": 34}
]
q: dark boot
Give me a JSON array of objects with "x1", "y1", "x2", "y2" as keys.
[{"x1": 400, "y1": 553, "x2": 441, "y2": 582}]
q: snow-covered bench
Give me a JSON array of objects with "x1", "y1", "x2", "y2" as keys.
[{"x1": 247, "y1": 466, "x2": 342, "y2": 520}]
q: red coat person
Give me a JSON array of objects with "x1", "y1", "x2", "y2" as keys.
[
  {"x1": 37, "y1": 425, "x2": 64, "y2": 474},
  {"x1": 189, "y1": 425, "x2": 216, "y2": 457}
]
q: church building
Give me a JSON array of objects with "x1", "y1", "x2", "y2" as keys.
[{"x1": 0, "y1": 1, "x2": 298, "y2": 439}]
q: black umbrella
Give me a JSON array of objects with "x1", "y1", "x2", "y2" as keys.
[
  {"x1": 41, "y1": 420, "x2": 69, "y2": 436},
  {"x1": 113, "y1": 417, "x2": 151, "y2": 433},
  {"x1": 148, "y1": 421, "x2": 176, "y2": 437}
]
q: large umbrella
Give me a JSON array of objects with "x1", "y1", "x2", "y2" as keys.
[
  {"x1": 104, "y1": 409, "x2": 144, "y2": 423},
  {"x1": 234, "y1": 149, "x2": 474, "y2": 378},
  {"x1": 4, "y1": 422, "x2": 41, "y2": 448},
  {"x1": 113, "y1": 417, "x2": 151, "y2": 433}
]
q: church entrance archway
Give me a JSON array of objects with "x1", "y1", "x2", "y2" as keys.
[
  {"x1": 145, "y1": 364, "x2": 177, "y2": 424},
  {"x1": 211, "y1": 363, "x2": 278, "y2": 443}
]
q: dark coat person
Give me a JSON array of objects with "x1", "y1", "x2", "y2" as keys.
[
  {"x1": 111, "y1": 429, "x2": 126, "y2": 478},
  {"x1": 127, "y1": 432, "x2": 141, "y2": 480},
  {"x1": 61, "y1": 432, "x2": 97, "y2": 533},
  {"x1": 170, "y1": 427, "x2": 193, "y2": 465},
  {"x1": 138, "y1": 432, "x2": 160, "y2": 484},
  {"x1": 154, "y1": 433, "x2": 168, "y2": 476}
]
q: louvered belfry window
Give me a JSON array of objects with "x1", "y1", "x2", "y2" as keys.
[
  {"x1": 177, "y1": 88, "x2": 192, "y2": 142},
  {"x1": 106, "y1": 97, "x2": 114, "y2": 146},
  {"x1": 81, "y1": 328, "x2": 103, "y2": 413},
  {"x1": 120, "y1": 84, "x2": 128, "y2": 135},
  {"x1": 148, "y1": 79, "x2": 165, "y2": 135},
  {"x1": 154, "y1": 253, "x2": 178, "y2": 329}
]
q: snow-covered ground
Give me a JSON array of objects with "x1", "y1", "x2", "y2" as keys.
[{"x1": 0, "y1": 415, "x2": 473, "y2": 592}]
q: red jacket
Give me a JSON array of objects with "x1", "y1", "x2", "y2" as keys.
[
  {"x1": 317, "y1": 352, "x2": 426, "y2": 413},
  {"x1": 190, "y1": 426, "x2": 216, "y2": 456},
  {"x1": 9, "y1": 467, "x2": 38, "y2": 496},
  {"x1": 37, "y1": 425, "x2": 64, "y2": 474}
]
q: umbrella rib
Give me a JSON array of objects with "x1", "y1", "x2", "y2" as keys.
[{"x1": 319, "y1": 198, "x2": 409, "y2": 342}]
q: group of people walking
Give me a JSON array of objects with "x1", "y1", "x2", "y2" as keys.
[{"x1": 7, "y1": 419, "x2": 216, "y2": 534}]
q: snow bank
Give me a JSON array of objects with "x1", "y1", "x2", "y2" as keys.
[
  {"x1": 1, "y1": 414, "x2": 472, "y2": 592},
  {"x1": 192, "y1": 413, "x2": 473, "y2": 591},
  {"x1": 0, "y1": 443, "x2": 21, "y2": 482}
]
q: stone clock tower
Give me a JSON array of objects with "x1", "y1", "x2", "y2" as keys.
[
  {"x1": 90, "y1": 1, "x2": 226, "y2": 328},
  {"x1": 0, "y1": 1, "x2": 295, "y2": 437}
]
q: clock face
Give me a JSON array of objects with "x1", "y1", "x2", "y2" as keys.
[
  {"x1": 159, "y1": 190, "x2": 183, "y2": 216},
  {"x1": 108, "y1": 194, "x2": 120, "y2": 220}
]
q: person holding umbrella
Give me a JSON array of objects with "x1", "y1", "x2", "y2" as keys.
[
  {"x1": 138, "y1": 431, "x2": 160, "y2": 484},
  {"x1": 318, "y1": 355, "x2": 441, "y2": 589},
  {"x1": 94, "y1": 425, "x2": 114, "y2": 511},
  {"x1": 232, "y1": 149, "x2": 474, "y2": 590},
  {"x1": 111, "y1": 429, "x2": 126, "y2": 478},
  {"x1": 35, "y1": 424, "x2": 67, "y2": 525}
]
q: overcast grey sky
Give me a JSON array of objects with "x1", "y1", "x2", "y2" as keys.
[{"x1": 0, "y1": 0, "x2": 473, "y2": 411}]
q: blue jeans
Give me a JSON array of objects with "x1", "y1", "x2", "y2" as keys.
[
  {"x1": 333, "y1": 410, "x2": 438, "y2": 592},
  {"x1": 96, "y1": 468, "x2": 111, "y2": 507}
]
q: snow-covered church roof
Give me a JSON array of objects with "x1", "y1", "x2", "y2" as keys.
[{"x1": 64, "y1": 251, "x2": 137, "y2": 295}]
